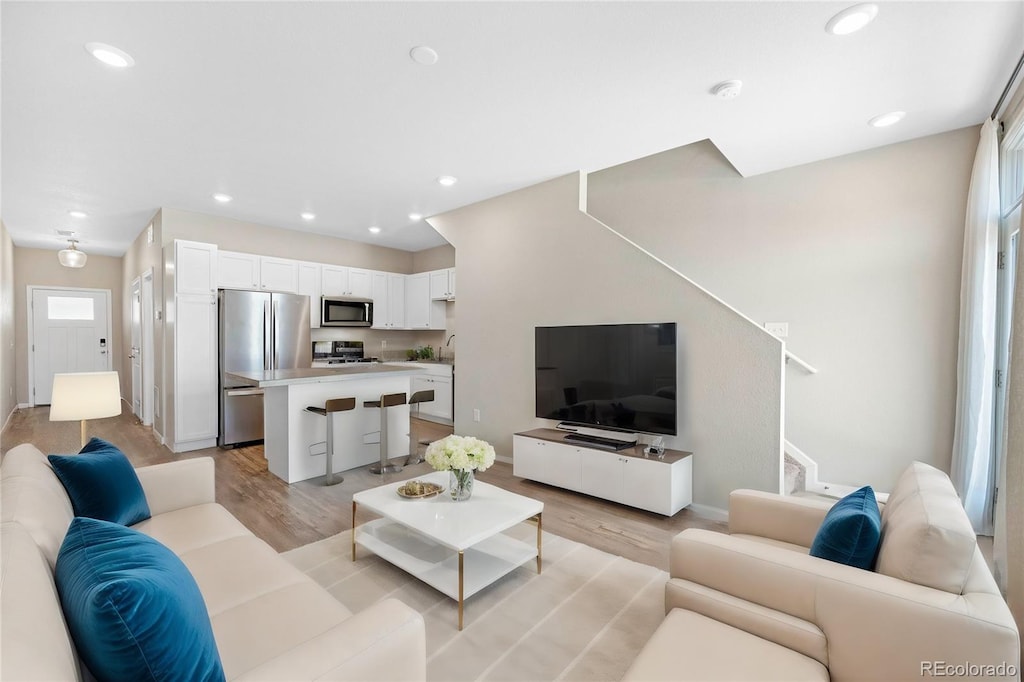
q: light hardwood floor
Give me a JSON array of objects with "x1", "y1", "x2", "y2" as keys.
[{"x1": 1, "y1": 406, "x2": 725, "y2": 570}]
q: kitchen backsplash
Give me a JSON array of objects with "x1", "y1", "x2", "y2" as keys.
[{"x1": 311, "y1": 327, "x2": 453, "y2": 361}]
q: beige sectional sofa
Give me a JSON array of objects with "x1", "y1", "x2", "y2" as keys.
[
  {"x1": 0, "y1": 443, "x2": 426, "y2": 681},
  {"x1": 626, "y1": 462, "x2": 1020, "y2": 682}
]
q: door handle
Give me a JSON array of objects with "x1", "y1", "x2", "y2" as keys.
[{"x1": 227, "y1": 388, "x2": 264, "y2": 397}]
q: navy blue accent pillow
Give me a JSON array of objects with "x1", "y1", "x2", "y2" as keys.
[
  {"x1": 48, "y1": 437, "x2": 151, "y2": 526},
  {"x1": 55, "y1": 517, "x2": 226, "y2": 682},
  {"x1": 809, "y1": 485, "x2": 882, "y2": 570}
]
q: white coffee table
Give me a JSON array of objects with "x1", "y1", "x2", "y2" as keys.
[{"x1": 352, "y1": 471, "x2": 543, "y2": 630}]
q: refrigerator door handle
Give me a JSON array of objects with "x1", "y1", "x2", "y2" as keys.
[
  {"x1": 272, "y1": 299, "x2": 279, "y2": 370},
  {"x1": 264, "y1": 300, "x2": 272, "y2": 371},
  {"x1": 226, "y1": 388, "x2": 264, "y2": 397}
]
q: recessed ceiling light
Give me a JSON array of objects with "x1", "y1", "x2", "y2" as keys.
[
  {"x1": 85, "y1": 42, "x2": 135, "y2": 68},
  {"x1": 868, "y1": 111, "x2": 905, "y2": 128},
  {"x1": 408, "y1": 213, "x2": 423, "y2": 221},
  {"x1": 368, "y1": 226, "x2": 382, "y2": 234},
  {"x1": 826, "y1": 4, "x2": 879, "y2": 35},
  {"x1": 68, "y1": 210, "x2": 88, "y2": 219},
  {"x1": 300, "y1": 212, "x2": 316, "y2": 221},
  {"x1": 213, "y1": 193, "x2": 232, "y2": 203},
  {"x1": 410, "y1": 46, "x2": 439, "y2": 66},
  {"x1": 437, "y1": 176, "x2": 458, "y2": 187}
]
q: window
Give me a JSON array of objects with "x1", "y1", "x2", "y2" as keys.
[{"x1": 47, "y1": 296, "x2": 95, "y2": 321}]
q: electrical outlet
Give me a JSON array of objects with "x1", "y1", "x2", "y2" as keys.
[
  {"x1": 473, "y1": 408, "x2": 481, "y2": 422},
  {"x1": 764, "y1": 322, "x2": 789, "y2": 338},
  {"x1": 381, "y1": 339, "x2": 387, "y2": 349}
]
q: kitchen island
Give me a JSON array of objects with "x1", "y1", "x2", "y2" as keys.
[{"x1": 228, "y1": 365, "x2": 421, "y2": 483}]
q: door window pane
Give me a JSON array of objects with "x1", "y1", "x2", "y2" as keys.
[{"x1": 47, "y1": 297, "x2": 94, "y2": 320}]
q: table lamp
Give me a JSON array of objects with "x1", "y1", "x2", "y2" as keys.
[{"x1": 49, "y1": 371, "x2": 122, "y2": 448}]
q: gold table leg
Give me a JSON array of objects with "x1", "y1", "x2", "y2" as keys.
[
  {"x1": 458, "y1": 550, "x2": 465, "y2": 631},
  {"x1": 536, "y1": 512, "x2": 543, "y2": 573},
  {"x1": 351, "y1": 501, "x2": 357, "y2": 561}
]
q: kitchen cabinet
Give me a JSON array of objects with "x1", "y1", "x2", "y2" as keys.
[
  {"x1": 173, "y1": 292, "x2": 218, "y2": 445},
  {"x1": 174, "y1": 240, "x2": 217, "y2": 295},
  {"x1": 259, "y1": 257, "x2": 299, "y2": 293},
  {"x1": 512, "y1": 429, "x2": 693, "y2": 515},
  {"x1": 408, "y1": 273, "x2": 446, "y2": 330},
  {"x1": 372, "y1": 272, "x2": 406, "y2": 329},
  {"x1": 165, "y1": 240, "x2": 219, "y2": 453},
  {"x1": 217, "y1": 251, "x2": 259, "y2": 289},
  {"x1": 296, "y1": 262, "x2": 321, "y2": 329},
  {"x1": 429, "y1": 268, "x2": 456, "y2": 300},
  {"x1": 408, "y1": 364, "x2": 453, "y2": 421},
  {"x1": 322, "y1": 266, "x2": 373, "y2": 298}
]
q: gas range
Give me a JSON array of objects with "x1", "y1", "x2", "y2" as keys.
[{"x1": 312, "y1": 340, "x2": 377, "y2": 365}]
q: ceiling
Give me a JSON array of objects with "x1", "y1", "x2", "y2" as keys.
[{"x1": 3, "y1": 2, "x2": 1022, "y2": 256}]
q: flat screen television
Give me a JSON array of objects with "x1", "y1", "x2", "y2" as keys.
[{"x1": 535, "y1": 322, "x2": 677, "y2": 436}]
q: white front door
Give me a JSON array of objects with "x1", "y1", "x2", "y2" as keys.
[
  {"x1": 130, "y1": 278, "x2": 143, "y2": 418},
  {"x1": 31, "y1": 288, "x2": 112, "y2": 405}
]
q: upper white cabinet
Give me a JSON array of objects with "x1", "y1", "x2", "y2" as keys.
[
  {"x1": 217, "y1": 251, "x2": 259, "y2": 290},
  {"x1": 429, "y1": 268, "x2": 456, "y2": 300},
  {"x1": 175, "y1": 241, "x2": 218, "y2": 295},
  {"x1": 406, "y1": 273, "x2": 445, "y2": 330},
  {"x1": 322, "y1": 266, "x2": 373, "y2": 298},
  {"x1": 348, "y1": 268, "x2": 372, "y2": 298},
  {"x1": 259, "y1": 257, "x2": 299, "y2": 293},
  {"x1": 296, "y1": 262, "x2": 321, "y2": 329},
  {"x1": 372, "y1": 271, "x2": 407, "y2": 329}
]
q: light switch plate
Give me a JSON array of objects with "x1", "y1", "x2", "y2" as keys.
[{"x1": 765, "y1": 322, "x2": 789, "y2": 338}]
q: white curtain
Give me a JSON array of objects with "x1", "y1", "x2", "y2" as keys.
[{"x1": 951, "y1": 118, "x2": 1001, "y2": 534}]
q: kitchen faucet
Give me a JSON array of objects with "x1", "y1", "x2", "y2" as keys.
[{"x1": 439, "y1": 334, "x2": 455, "y2": 360}]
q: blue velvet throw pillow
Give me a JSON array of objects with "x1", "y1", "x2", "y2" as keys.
[
  {"x1": 809, "y1": 485, "x2": 882, "y2": 570},
  {"x1": 48, "y1": 437, "x2": 151, "y2": 526},
  {"x1": 55, "y1": 517, "x2": 226, "y2": 682}
]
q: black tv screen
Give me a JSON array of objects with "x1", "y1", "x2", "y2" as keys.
[{"x1": 535, "y1": 323, "x2": 677, "y2": 436}]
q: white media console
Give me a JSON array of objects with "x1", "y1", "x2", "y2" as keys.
[{"x1": 512, "y1": 428, "x2": 693, "y2": 516}]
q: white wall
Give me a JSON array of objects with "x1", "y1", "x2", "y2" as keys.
[
  {"x1": 430, "y1": 173, "x2": 783, "y2": 513},
  {"x1": 12, "y1": 247, "x2": 124, "y2": 407},
  {"x1": 586, "y1": 128, "x2": 977, "y2": 489},
  {"x1": 0, "y1": 221, "x2": 16, "y2": 428}
]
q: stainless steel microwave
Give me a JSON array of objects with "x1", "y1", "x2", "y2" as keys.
[{"x1": 321, "y1": 297, "x2": 373, "y2": 327}]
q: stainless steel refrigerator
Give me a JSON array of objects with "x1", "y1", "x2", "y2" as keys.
[{"x1": 218, "y1": 289, "x2": 311, "y2": 446}]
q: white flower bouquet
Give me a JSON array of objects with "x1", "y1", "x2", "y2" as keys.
[{"x1": 425, "y1": 434, "x2": 496, "y2": 473}]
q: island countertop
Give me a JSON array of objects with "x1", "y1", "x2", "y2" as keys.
[{"x1": 227, "y1": 365, "x2": 421, "y2": 388}]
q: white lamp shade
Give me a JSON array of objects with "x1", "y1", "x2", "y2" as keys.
[
  {"x1": 58, "y1": 247, "x2": 88, "y2": 268},
  {"x1": 49, "y1": 372, "x2": 122, "y2": 421}
]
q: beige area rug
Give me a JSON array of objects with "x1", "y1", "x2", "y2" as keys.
[{"x1": 282, "y1": 525, "x2": 667, "y2": 681}]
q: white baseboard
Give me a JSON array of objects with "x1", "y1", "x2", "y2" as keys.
[
  {"x1": 17, "y1": 403, "x2": 30, "y2": 409},
  {"x1": 688, "y1": 503, "x2": 728, "y2": 523},
  {"x1": 495, "y1": 454, "x2": 513, "y2": 465},
  {"x1": 2, "y1": 406, "x2": 17, "y2": 432}
]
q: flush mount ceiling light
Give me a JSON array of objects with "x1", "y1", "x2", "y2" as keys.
[
  {"x1": 826, "y1": 3, "x2": 879, "y2": 35},
  {"x1": 368, "y1": 226, "x2": 382, "y2": 234},
  {"x1": 710, "y1": 80, "x2": 743, "y2": 99},
  {"x1": 410, "y1": 46, "x2": 439, "y2": 66},
  {"x1": 437, "y1": 175, "x2": 458, "y2": 187},
  {"x1": 212, "y1": 193, "x2": 232, "y2": 203},
  {"x1": 408, "y1": 213, "x2": 423, "y2": 221},
  {"x1": 85, "y1": 42, "x2": 135, "y2": 68},
  {"x1": 300, "y1": 212, "x2": 316, "y2": 221},
  {"x1": 68, "y1": 210, "x2": 88, "y2": 219},
  {"x1": 868, "y1": 111, "x2": 905, "y2": 127},
  {"x1": 58, "y1": 239, "x2": 88, "y2": 268}
]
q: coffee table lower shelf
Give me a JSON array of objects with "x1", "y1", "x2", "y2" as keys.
[{"x1": 355, "y1": 517, "x2": 538, "y2": 602}]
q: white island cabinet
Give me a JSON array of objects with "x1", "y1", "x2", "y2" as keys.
[{"x1": 227, "y1": 365, "x2": 420, "y2": 483}]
